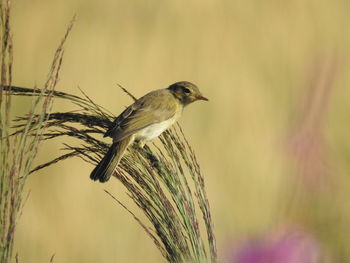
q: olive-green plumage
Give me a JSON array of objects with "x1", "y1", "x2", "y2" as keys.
[{"x1": 90, "y1": 81, "x2": 208, "y2": 183}]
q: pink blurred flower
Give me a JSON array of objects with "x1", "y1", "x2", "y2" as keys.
[{"x1": 229, "y1": 228, "x2": 326, "y2": 263}]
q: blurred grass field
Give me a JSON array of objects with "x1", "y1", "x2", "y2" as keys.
[{"x1": 9, "y1": 0, "x2": 350, "y2": 262}]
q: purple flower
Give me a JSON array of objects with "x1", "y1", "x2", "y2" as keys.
[{"x1": 229, "y1": 228, "x2": 326, "y2": 263}]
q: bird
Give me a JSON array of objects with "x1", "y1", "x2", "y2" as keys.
[{"x1": 90, "y1": 81, "x2": 208, "y2": 183}]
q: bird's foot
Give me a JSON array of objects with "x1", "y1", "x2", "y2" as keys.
[{"x1": 132, "y1": 143, "x2": 160, "y2": 167}]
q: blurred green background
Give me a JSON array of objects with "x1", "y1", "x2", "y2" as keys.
[{"x1": 10, "y1": 0, "x2": 350, "y2": 262}]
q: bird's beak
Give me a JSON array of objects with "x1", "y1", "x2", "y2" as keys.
[{"x1": 196, "y1": 94, "x2": 209, "y2": 101}]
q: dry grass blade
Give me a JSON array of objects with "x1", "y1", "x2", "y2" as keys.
[
  {"x1": 117, "y1": 83, "x2": 137, "y2": 101},
  {"x1": 104, "y1": 190, "x2": 168, "y2": 259}
]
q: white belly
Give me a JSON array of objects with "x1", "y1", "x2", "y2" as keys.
[{"x1": 136, "y1": 117, "x2": 177, "y2": 142}]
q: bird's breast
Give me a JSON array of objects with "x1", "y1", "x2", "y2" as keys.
[{"x1": 135, "y1": 112, "x2": 181, "y2": 142}]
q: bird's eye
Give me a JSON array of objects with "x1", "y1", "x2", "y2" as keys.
[{"x1": 183, "y1": 88, "x2": 191, "y2": 94}]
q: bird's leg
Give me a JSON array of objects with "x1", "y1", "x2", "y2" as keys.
[
  {"x1": 133, "y1": 140, "x2": 159, "y2": 166},
  {"x1": 132, "y1": 140, "x2": 145, "y2": 151},
  {"x1": 137, "y1": 140, "x2": 146, "y2": 149}
]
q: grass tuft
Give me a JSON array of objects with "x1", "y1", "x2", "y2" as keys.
[
  {"x1": 0, "y1": 1, "x2": 74, "y2": 261},
  {"x1": 7, "y1": 83, "x2": 217, "y2": 262}
]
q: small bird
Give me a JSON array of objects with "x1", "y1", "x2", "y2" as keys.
[{"x1": 90, "y1": 81, "x2": 208, "y2": 183}]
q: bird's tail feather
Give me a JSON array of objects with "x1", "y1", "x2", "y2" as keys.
[{"x1": 90, "y1": 137, "x2": 132, "y2": 183}]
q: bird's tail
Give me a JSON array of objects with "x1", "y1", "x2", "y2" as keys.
[{"x1": 90, "y1": 136, "x2": 132, "y2": 183}]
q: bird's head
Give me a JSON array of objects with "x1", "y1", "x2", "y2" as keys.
[{"x1": 168, "y1": 81, "x2": 208, "y2": 106}]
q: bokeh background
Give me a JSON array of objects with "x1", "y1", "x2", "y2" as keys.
[{"x1": 10, "y1": 0, "x2": 350, "y2": 262}]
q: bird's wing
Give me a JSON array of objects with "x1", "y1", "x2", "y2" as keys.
[{"x1": 104, "y1": 90, "x2": 179, "y2": 142}]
